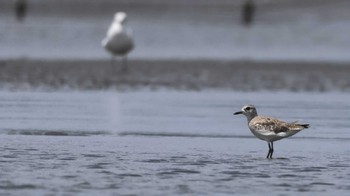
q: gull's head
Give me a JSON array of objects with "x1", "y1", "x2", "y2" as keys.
[
  {"x1": 233, "y1": 104, "x2": 258, "y2": 120},
  {"x1": 114, "y1": 12, "x2": 127, "y2": 24}
]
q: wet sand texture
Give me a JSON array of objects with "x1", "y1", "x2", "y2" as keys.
[{"x1": 1, "y1": 60, "x2": 349, "y2": 91}]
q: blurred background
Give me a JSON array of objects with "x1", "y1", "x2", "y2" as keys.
[
  {"x1": 1, "y1": 0, "x2": 350, "y2": 61},
  {"x1": 0, "y1": 0, "x2": 349, "y2": 91}
]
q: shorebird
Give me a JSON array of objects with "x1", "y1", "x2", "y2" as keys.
[
  {"x1": 102, "y1": 12, "x2": 134, "y2": 72},
  {"x1": 234, "y1": 104, "x2": 309, "y2": 159}
]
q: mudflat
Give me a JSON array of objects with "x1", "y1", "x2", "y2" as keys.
[{"x1": 1, "y1": 59, "x2": 349, "y2": 91}]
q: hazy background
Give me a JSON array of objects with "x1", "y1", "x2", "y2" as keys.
[{"x1": 1, "y1": 0, "x2": 349, "y2": 61}]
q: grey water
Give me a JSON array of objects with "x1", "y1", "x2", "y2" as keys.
[{"x1": 1, "y1": 90, "x2": 350, "y2": 195}]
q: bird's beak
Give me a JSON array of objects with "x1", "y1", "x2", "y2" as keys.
[{"x1": 233, "y1": 111, "x2": 243, "y2": 115}]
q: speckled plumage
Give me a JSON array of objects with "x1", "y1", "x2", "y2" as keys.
[{"x1": 234, "y1": 104, "x2": 309, "y2": 158}]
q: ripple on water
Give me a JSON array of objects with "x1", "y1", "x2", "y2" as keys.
[
  {"x1": 158, "y1": 168, "x2": 201, "y2": 176},
  {"x1": 74, "y1": 181, "x2": 92, "y2": 189},
  {"x1": 294, "y1": 166, "x2": 327, "y2": 172},
  {"x1": 327, "y1": 163, "x2": 349, "y2": 168},
  {"x1": 0, "y1": 181, "x2": 40, "y2": 190},
  {"x1": 140, "y1": 159, "x2": 169, "y2": 163},
  {"x1": 81, "y1": 154, "x2": 106, "y2": 158},
  {"x1": 338, "y1": 185, "x2": 350, "y2": 190},
  {"x1": 117, "y1": 173, "x2": 143, "y2": 178},
  {"x1": 169, "y1": 156, "x2": 188, "y2": 161},
  {"x1": 1, "y1": 155, "x2": 18, "y2": 159},
  {"x1": 221, "y1": 171, "x2": 270, "y2": 178},
  {"x1": 309, "y1": 182, "x2": 335, "y2": 186},
  {"x1": 176, "y1": 159, "x2": 220, "y2": 166},
  {"x1": 58, "y1": 157, "x2": 76, "y2": 161},
  {"x1": 175, "y1": 184, "x2": 194, "y2": 194},
  {"x1": 62, "y1": 175, "x2": 78, "y2": 179},
  {"x1": 277, "y1": 174, "x2": 299, "y2": 178},
  {"x1": 85, "y1": 162, "x2": 112, "y2": 169}
]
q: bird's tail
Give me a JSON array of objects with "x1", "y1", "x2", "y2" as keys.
[
  {"x1": 298, "y1": 124, "x2": 310, "y2": 129},
  {"x1": 290, "y1": 120, "x2": 310, "y2": 129}
]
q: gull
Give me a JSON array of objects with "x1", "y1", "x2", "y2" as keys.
[
  {"x1": 234, "y1": 104, "x2": 309, "y2": 159},
  {"x1": 102, "y1": 12, "x2": 134, "y2": 72}
]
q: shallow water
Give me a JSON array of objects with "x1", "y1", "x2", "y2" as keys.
[{"x1": 0, "y1": 90, "x2": 350, "y2": 195}]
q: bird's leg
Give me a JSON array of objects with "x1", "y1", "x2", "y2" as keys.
[
  {"x1": 111, "y1": 55, "x2": 118, "y2": 74},
  {"x1": 121, "y1": 55, "x2": 128, "y2": 73},
  {"x1": 111, "y1": 55, "x2": 115, "y2": 66},
  {"x1": 266, "y1": 142, "x2": 271, "y2": 159},
  {"x1": 266, "y1": 142, "x2": 274, "y2": 159},
  {"x1": 270, "y1": 142, "x2": 274, "y2": 159}
]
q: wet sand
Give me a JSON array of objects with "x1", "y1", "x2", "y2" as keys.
[{"x1": 1, "y1": 59, "x2": 349, "y2": 91}]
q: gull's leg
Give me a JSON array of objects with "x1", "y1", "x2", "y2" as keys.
[
  {"x1": 121, "y1": 55, "x2": 128, "y2": 73},
  {"x1": 111, "y1": 55, "x2": 115, "y2": 67}
]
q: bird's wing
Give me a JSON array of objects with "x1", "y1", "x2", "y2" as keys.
[
  {"x1": 106, "y1": 23, "x2": 123, "y2": 38},
  {"x1": 250, "y1": 116, "x2": 290, "y2": 134}
]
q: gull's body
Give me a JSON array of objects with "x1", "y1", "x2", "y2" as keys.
[
  {"x1": 102, "y1": 12, "x2": 134, "y2": 72},
  {"x1": 234, "y1": 105, "x2": 309, "y2": 158}
]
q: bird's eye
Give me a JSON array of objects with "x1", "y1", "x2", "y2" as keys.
[{"x1": 245, "y1": 107, "x2": 251, "y2": 110}]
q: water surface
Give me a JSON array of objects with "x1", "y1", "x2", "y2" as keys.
[{"x1": 0, "y1": 90, "x2": 349, "y2": 195}]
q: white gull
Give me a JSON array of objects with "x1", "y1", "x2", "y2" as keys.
[{"x1": 102, "y1": 12, "x2": 134, "y2": 72}]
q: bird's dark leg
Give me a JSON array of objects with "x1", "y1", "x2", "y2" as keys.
[
  {"x1": 111, "y1": 55, "x2": 117, "y2": 73},
  {"x1": 267, "y1": 142, "x2": 274, "y2": 159},
  {"x1": 266, "y1": 142, "x2": 271, "y2": 159},
  {"x1": 111, "y1": 55, "x2": 115, "y2": 66},
  {"x1": 270, "y1": 142, "x2": 274, "y2": 159},
  {"x1": 121, "y1": 55, "x2": 128, "y2": 73}
]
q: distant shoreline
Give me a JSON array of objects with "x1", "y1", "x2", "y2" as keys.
[
  {"x1": 1, "y1": 59, "x2": 349, "y2": 92},
  {"x1": 2, "y1": 0, "x2": 350, "y2": 62}
]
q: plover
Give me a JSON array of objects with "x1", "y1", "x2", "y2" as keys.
[
  {"x1": 234, "y1": 104, "x2": 309, "y2": 159},
  {"x1": 102, "y1": 12, "x2": 134, "y2": 72}
]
